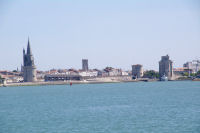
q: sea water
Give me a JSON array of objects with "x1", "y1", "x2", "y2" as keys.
[{"x1": 0, "y1": 81, "x2": 200, "y2": 133}]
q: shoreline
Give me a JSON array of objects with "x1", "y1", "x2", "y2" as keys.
[
  {"x1": 1, "y1": 78, "x2": 199, "y2": 87},
  {"x1": 1, "y1": 80, "x2": 140, "y2": 87}
]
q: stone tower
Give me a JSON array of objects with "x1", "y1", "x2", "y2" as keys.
[
  {"x1": 132, "y1": 64, "x2": 143, "y2": 78},
  {"x1": 82, "y1": 59, "x2": 88, "y2": 71},
  {"x1": 23, "y1": 38, "x2": 37, "y2": 82},
  {"x1": 159, "y1": 55, "x2": 173, "y2": 80}
]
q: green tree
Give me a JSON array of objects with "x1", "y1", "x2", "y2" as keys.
[
  {"x1": 183, "y1": 72, "x2": 189, "y2": 77},
  {"x1": 190, "y1": 73, "x2": 196, "y2": 77},
  {"x1": 143, "y1": 70, "x2": 160, "y2": 79},
  {"x1": 197, "y1": 70, "x2": 200, "y2": 75}
]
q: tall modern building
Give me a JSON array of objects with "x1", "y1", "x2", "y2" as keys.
[
  {"x1": 159, "y1": 55, "x2": 173, "y2": 79},
  {"x1": 82, "y1": 59, "x2": 88, "y2": 71},
  {"x1": 132, "y1": 64, "x2": 143, "y2": 78},
  {"x1": 23, "y1": 38, "x2": 37, "y2": 82}
]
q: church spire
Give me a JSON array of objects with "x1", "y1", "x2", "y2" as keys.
[
  {"x1": 23, "y1": 48, "x2": 25, "y2": 55},
  {"x1": 27, "y1": 37, "x2": 32, "y2": 55}
]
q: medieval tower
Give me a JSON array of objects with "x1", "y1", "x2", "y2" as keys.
[
  {"x1": 23, "y1": 38, "x2": 37, "y2": 82},
  {"x1": 159, "y1": 55, "x2": 173, "y2": 80}
]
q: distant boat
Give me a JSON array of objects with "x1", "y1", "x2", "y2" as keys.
[{"x1": 161, "y1": 74, "x2": 168, "y2": 81}]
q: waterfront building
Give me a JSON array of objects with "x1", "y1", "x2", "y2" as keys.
[
  {"x1": 132, "y1": 64, "x2": 143, "y2": 78},
  {"x1": 22, "y1": 38, "x2": 37, "y2": 82},
  {"x1": 121, "y1": 71, "x2": 129, "y2": 76},
  {"x1": 44, "y1": 74, "x2": 82, "y2": 81},
  {"x1": 173, "y1": 67, "x2": 192, "y2": 79},
  {"x1": 98, "y1": 70, "x2": 109, "y2": 77},
  {"x1": 183, "y1": 60, "x2": 200, "y2": 73},
  {"x1": 78, "y1": 70, "x2": 98, "y2": 77},
  {"x1": 104, "y1": 67, "x2": 122, "y2": 76},
  {"x1": 82, "y1": 59, "x2": 89, "y2": 71},
  {"x1": 173, "y1": 67, "x2": 192, "y2": 75},
  {"x1": 159, "y1": 55, "x2": 173, "y2": 80},
  {"x1": 49, "y1": 69, "x2": 58, "y2": 74},
  {"x1": 0, "y1": 71, "x2": 23, "y2": 83},
  {"x1": 95, "y1": 69, "x2": 109, "y2": 77},
  {"x1": 0, "y1": 75, "x2": 6, "y2": 85}
]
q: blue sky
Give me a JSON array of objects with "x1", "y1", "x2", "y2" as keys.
[{"x1": 0, "y1": 0, "x2": 200, "y2": 71}]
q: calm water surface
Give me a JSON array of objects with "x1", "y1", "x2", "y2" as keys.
[{"x1": 0, "y1": 81, "x2": 200, "y2": 133}]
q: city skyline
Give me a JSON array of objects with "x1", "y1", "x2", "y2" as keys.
[{"x1": 0, "y1": 0, "x2": 200, "y2": 71}]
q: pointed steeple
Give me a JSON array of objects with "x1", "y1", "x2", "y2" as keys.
[
  {"x1": 27, "y1": 37, "x2": 32, "y2": 55},
  {"x1": 23, "y1": 48, "x2": 25, "y2": 55},
  {"x1": 23, "y1": 48, "x2": 25, "y2": 66}
]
